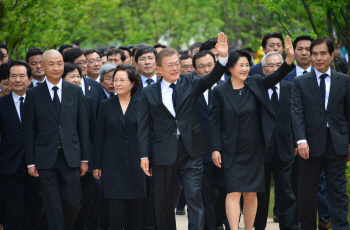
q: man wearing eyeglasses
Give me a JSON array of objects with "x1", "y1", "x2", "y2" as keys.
[
  {"x1": 85, "y1": 49, "x2": 102, "y2": 82},
  {"x1": 254, "y1": 51, "x2": 297, "y2": 230}
]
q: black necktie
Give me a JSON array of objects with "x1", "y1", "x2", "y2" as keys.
[
  {"x1": 146, "y1": 79, "x2": 153, "y2": 86},
  {"x1": 19, "y1": 97, "x2": 24, "y2": 122},
  {"x1": 110, "y1": 93, "x2": 115, "y2": 98},
  {"x1": 303, "y1": 70, "x2": 308, "y2": 74},
  {"x1": 208, "y1": 87, "x2": 213, "y2": 106},
  {"x1": 271, "y1": 86, "x2": 278, "y2": 113},
  {"x1": 169, "y1": 83, "x2": 177, "y2": 111},
  {"x1": 52, "y1": 86, "x2": 61, "y2": 116},
  {"x1": 319, "y1": 74, "x2": 327, "y2": 104}
]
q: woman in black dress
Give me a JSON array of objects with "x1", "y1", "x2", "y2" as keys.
[
  {"x1": 93, "y1": 64, "x2": 147, "y2": 230},
  {"x1": 211, "y1": 36, "x2": 294, "y2": 230}
]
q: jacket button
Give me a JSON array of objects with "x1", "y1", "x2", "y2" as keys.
[
  {"x1": 126, "y1": 162, "x2": 128, "y2": 164},
  {"x1": 125, "y1": 141, "x2": 127, "y2": 143},
  {"x1": 125, "y1": 151, "x2": 128, "y2": 154},
  {"x1": 57, "y1": 140, "x2": 59, "y2": 144},
  {"x1": 174, "y1": 133, "x2": 176, "y2": 136},
  {"x1": 175, "y1": 120, "x2": 177, "y2": 122},
  {"x1": 59, "y1": 126, "x2": 61, "y2": 128}
]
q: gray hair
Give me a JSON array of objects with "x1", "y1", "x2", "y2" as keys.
[
  {"x1": 99, "y1": 64, "x2": 117, "y2": 81},
  {"x1": 261, "y1": 51, "x2": 283, "y2": 67}
]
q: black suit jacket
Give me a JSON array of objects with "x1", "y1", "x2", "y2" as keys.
[
  {"x1": 265, "y1": 80, "x2": 295, "y2": 162},
  {"x1": 23, "y1": 81, "x2": 91, "y2": 169},
  {"x1": 291, "y1": 70, "x2": 350, "y2": 157},
  {"x1": 93, "y1": 95, "x2": 147, "y2": 199},
  {"x1": 249, "y1": 63, "x2": 265, "y2": 77},
  {"x1": 211, "y1": 62, "x2": 294, "y2": 168},
  {"x1": 0, "y1": 93, "x2": 25, "y2": 175},
  {"x1": 138, "y1": 61, "x2": 227, "y2": 166},
  {"x1": 84, "y1": 96, "x2": 96, "y2": 171},
  {"x1": 197, "y1": 80, "x2": 225, "y2": 163},
  {"x1": 83, "y1": 77, "x2": 104, "y2": 115},
  {"x1": 135, "y1": 77, "x2": 161, "y2": 97}
]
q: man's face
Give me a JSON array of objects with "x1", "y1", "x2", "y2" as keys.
[
  {"x1": 311, "y1": 42, "x2": 334, "y2": 74},
  {"x1": 0, "y1": 79, "x2": 11, "y2": 96},
  {"x1": 263, "y1": 38, "x2": 283, "y2": 55},
  {"x1": 262, "y1": 54, "x2": 283, "y2": 76},
  {"x1": 180, "y1": 58, "x2": 194, "y2": 75},
  {"x1": 86, "y1": 52, "x2": 102, "y2": 76},
  {"x1": 0, "y1": 48, "x2": 9, "y2": 63},
  {"x1": 101, "y1": 56, "x2": 107, "y2": 65},
  {"x1": 195, "y1": 54, "x2": 215, "y2": 78},
  {"x1": 137, "y1": 52, "x2": 157, "y2": 77},
  {"x1": 191, "y1": 46, "x2": 200, "y2": 57},
  {"x1": 9, "y1": 65, "x2": 32, "y2": 94},
  {"x1": 210, "y1": 48, "x2": 219, "y2": 62},
  {"x1": 74, "y1": 55, "x2": 88, "y2": 76},
  {"x1": 42, "y1": 53, "x2": 64, "y2": 83},
  {"x1": 28, "y1": 55, "x2": 45, "y2": 79},
  {"x1": 108, "y1": 53, "x2": 123, "y2": 66},
  {"x1": 294, "y1": 40, "x2": 312, "y2": 68},
  {"x1": 122, "y1": 50, "x2": 132, "y2": 65},
  {"x1": 100, "y1": 71, "x2": 115, "y2": 94},
  {"x1": 157, "y1": 54, "x2": 180, "y2": 83}
]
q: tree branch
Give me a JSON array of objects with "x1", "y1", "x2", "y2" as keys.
[
  {"x1": 334, "y1": 54, "x2": 347, "y2": 66},
  {"x1": 326, "y1": 8, "x2": 334, "y2": 42},
  {"x1": 300, "y1": 0, "x2": 319, "y2": 36},
  {"x1": 275, "y1": 13, "x2": 292, "y2": 37},
  {"x1": 11, "y1": 0, "x2": 18, "y2": 11},
  {"x1": 332, "y1": 12, "x2": 349, "y2": 40}
]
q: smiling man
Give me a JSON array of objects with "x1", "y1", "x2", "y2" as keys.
[{"x1": 85, "y1": 49, "x2": 102, "y2": 82}]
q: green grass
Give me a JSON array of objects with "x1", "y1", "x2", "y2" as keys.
[{"x1": 268, "y1": 185, "x2": 275, "y2": 218}]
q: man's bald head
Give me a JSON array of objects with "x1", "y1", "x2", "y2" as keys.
[{"x1": 41, "y1": 49, "x2": 64, "y2": 84}]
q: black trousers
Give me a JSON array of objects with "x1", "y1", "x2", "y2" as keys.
[
  {"x1": 152, "y1": 139, "x2": 204, "y2": 230},
  {"x1": 298, "y1": 130, "x2": 349, "y2": 230},
  {"x1": 255, "y1": 151, "x2": 296, "y2": 230},
  {"x1": 108, "y1": 199, "x2": 142, "y2": 230},
  {"x1": 73, "y1": 172, "x2": 93, "y2": 230},
  {"x1": 38, "y1": 149, "x2": 82, "y2": 230}
]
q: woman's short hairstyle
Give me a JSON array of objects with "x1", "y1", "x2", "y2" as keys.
[
  {"x1": 225, "y1": 49, "x2": 252, "y2": 76},
  {"x1": 113, "y1": 64, "x2": 141, "y2": 96},
  {"x1": 62, "y1": 63, "x2": 81, "y2": 79}
]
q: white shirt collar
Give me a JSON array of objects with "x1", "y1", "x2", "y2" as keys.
[
  {"x1": 314, "y1": 67, "x2": 331, "y2": 79},
  {"x1": 32, "y1": 77, "x2": 46, "y2": 86},
  {"x1": 161, "y1": 78, "x2": 177, "y2": 90},
  {"x1": 12, "y1": 92, "x2": 26, "y2": 102},
  {"x1": 296, "y1": 65, "x2": 312, "y2": 76},
  {"x1": 274, "y1": 82, "x2": 280, "y2": 89},
  {"x1": 46, "y1": 78, "x2": 63, "y2": 91}
]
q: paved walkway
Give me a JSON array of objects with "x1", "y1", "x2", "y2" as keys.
[{"x1": 176, "y1": 213, "x2": 280, "y2": 230}]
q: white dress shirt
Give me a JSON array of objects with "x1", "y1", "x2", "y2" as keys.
[
  {"x1": 80, "y1": 78, "x2": 85, "y2": 95},
  {"x1": 203, "y1": 83, "x2": 218, "y2": 105},
  {"x1": 141, "y1": 75, "x2": 157, "y2": 88},
  {"x1": 297, "y1": 67, "x2": 332, "y2": 145},
  {"x1": 32, "y1": 77, "x2": 46, "y2": 87},
  {"x1": 103, "y1": 88, "x2": 117, "y2": 98},
  {"x1": 268, "y1": 82, "x2": 280, "y2": 101},
  {"x1": 12, "y1": 92, "x2": 26, "y2": 122},
  {"x1": 295, "y1": 65, "x2": 312, "y2": 76}
]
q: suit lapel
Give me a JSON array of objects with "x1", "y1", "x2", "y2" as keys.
[
  {"x1": 4, "y1": 94, "x2": 23, "y2": 131},
  {"x1": 198, "y1": 94, "x2": 209, "y2": 113},
  {"x1": 40, "y1": 81, "x2": 59, "y2": 121},
  {"x1": 59, "y1": 81, "x2": 71, "y2": 123},
  {"x1": 111, "y1": 96, "x2": 126, "y2": 129},
  {"x1": 124, "y1": 96, "x2": 138, "y2": 120},
  {"x1": 151, "y1": 79, "x2": 174, "y2": 117},
  {"x1": 223, "y1": 80, "x2": 239, "y2": 115},
  {"x1": 327, "y1": 70, "x2": 340, "y2": 111},
  {"x1": 244, "y1": 78, "x2": 274, "y2": 114},
  {"x1": 176, "y1": 77, "x2": 185, "y2": 108},
  {"x1": 276, "y1": 81, "x2": 287, "y2": 118},
  {"x1": 306, "y1": 72, "x2": 324, "y2": 108}
]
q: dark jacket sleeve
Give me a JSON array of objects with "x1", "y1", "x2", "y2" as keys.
[
  {"x1": 93, "y1": 101, "x2": 106, "y2": 170},
  {"x1": 210, "y1": 87, "x2": 223, "y2": 152},
  {"x1": 138, "y1": 91, "x2": 152, "y2": 160},
  {"x1": 77, "y1": 89, "x2": 91, "y2": 161},
  {"x1": 23, "y1": 90, "x2": 36, "y2": 165},
  {"x1": 291, "y1": 77, "x2": 306, "y2": 143},
  {"x1": 261, "y1": 62, "x2": 295, "y2": 90},
  {"x1": 345, "y1": 76, "x2": 350, "y2": 144}
]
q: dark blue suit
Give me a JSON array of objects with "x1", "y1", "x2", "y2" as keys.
[
  {"x1": 83, "y1": 77, "x2": 104, "y2": 115},
  {"x1": 249, "y1": 63, "x2": 265, "y2": 77},
  {"x1": 284, "y1": 68, "x2": 297, "y2": 82}
]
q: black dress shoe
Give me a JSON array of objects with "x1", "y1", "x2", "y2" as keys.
[
  {"x1": 319, "y1": 217, "x2": 332, "y2": 230},
  {"x1": 291, "y1": 223, "x2": 301, "y2": 230},
  {"x1": 176, "y1": 208, "x2": 186, "y2": 215},
  {"x1": 273, "y1": 215, "x2": 279, "y2": 223}
]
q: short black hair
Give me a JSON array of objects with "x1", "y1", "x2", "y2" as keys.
[
  {"x1": 62, "y1": 63, "x2": 81, "y2": 79},
  {"x1": 132, "y1": 43, "x2": 151, "y2": 57},
  {"x1": 179, "y1": 54, "x2": 192, "y2": 61},
  {"x1": 8, "y1": 60, "x2": 32, "y2": 78},
  {"x1": 190, "y1": 42, "x2": 203, "y2": 53},
  {"x1": 245, "y1": 47, "x2": 253, "y2": 53},
  {"x1": 113, "y1": 64, "x2": 141, "y2": 96},
  {"x1": 262, "y1": 33, "x2": 284, "y2": 48},
  {"x1": 0, "y1": 43, "x2": 9, "y2": 54},
  {"x1": 58, "y1": 44, "x2": 72, "y2": 54},
  {"x1": 84, "y1": 49, "x2": 101, "y2": 58},
  {"x1": 310, "y1": 37, "x2": 334, "y2": 54},
  {"x1": 63, "y1": 48, "x2": 85, "y2": 63},
  {"x1": 107, "y1": 49, "x2": 126, "y2": 62},
  {"x1": 0, "y1": 62, "x2": 10, "y2": 81},
  {"x1": 119, "y1": 46, "x2": 132, "y2": 57},
  {"x1": 293, "y1": 35, "x2": 314, "y2": 50},
  {"x1": 154, "y1": 43, "x2": 167, "y2": 49},
  {"x1": 25, "y1": 47, "x2": 44, "y2": 63},
  {"x1": 135, "y1": 47, "x2": 157, "y2": 64},
  {"x1": 199, "y1": 38, "x2": 217, "y2": 52},
  {"x1": 192, "y1": 50, "x2": 215, "y2": 68},
  {"x1": 127, "y1": 45, "x2": 135, "y2": 50},
  {"x1": 0, "y1": 49, "x2": 3, "y2": 61},
  {"x1": 226, "y1": 49, "x2": 251, "y2": 76}
]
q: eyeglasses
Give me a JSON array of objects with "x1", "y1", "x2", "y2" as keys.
[
  {"x1": 264, "y1": 64, "x2": 282, "y2": 69},
  {"x1": 165, "y1": 62, "x2": 180, "y2": 69},
  {"x1": 113, "y1": 79, "x2": 130, "y2": 83},
  {"x1": 196, "y1": 63, "x2": 214, "y2": 70},
  {"x1": 75, "y1": 60, "x2": 88, "y2": 66},
  {"x1": 88, "y1": 59, "x2": 102, "y2": 65},
  {"x1": 181, "y1": 65, "x2": 193, "y2": 70}
]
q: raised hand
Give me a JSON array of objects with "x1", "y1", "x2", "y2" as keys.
[
  {"x1": 215, "y1": 32, "x2": 228, "y2": 58},
  {"x1": 284, "y1": 35, "x2": 294, "y2": 65}
]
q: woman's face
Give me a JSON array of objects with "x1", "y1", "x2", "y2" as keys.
[
  {"x1": 64, "y1": 69, "x2": 81, "y2": 86},
  {"x1": 228, "y1": 56, "x2": 250, "y2": 82},
  {"x1": 0, "y1": 79, "x2": 11, "y2": 96},
  {"x1": 113, "y1": 70, "x2": 135, "y2": 96}
]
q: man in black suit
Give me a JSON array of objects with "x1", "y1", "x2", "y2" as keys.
[
  {"x1": 0, "y1": 61, "x2": 42, "y2": 229},
  {"x1": 193, "y1": 50, "x2": 227, "y2": 230},
  {"x1": 62, "y1": 48, "x2": 104, "y2": 114},
  {"x1": 138, "y1": 32, "x2": 228, "y2": 230},
  {"x1": 249, "y1": 33, "x2": 284, "y2": 77},
  {"x1": 292, "y1": 38, "x2": 350, "y2": 230},
  {"x1": 254, "y1": 52, "x2": 296, "y2": 230},
  {"x1": 26, "y1": 47, "x2": 46, "y2": 88},
  {"x1": 23, "y1": 50, "x2": 91, "y2": 230}
]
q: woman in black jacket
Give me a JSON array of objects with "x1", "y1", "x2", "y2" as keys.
[
  {"x1": 211, "y1": 36, "x2": 294, "y2": 230},
  {"x1": 93, "y1": 64, "x2": 147, "y2": 230}
]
